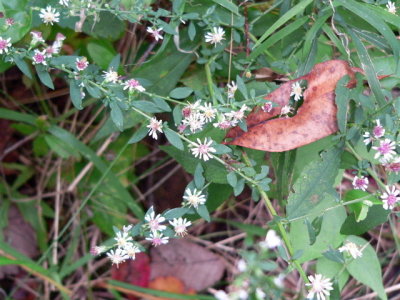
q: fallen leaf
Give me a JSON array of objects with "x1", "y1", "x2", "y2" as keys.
[
  {"x1": 225, "y1": 60, "x2": 365, "y2": 152},
  {"x1": 111, "y1": 252, "x2": 151, "y2": 300},
  {"x1": 150, "y1": 239, "x2": 225, "y2": 291},
  {"x1": 149, "y1": 276, "x2": 196, "y2": 298}
]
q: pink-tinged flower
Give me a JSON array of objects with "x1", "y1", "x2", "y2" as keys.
[
  {"x1": 114, "y1": 231, "x2": 133, "y2": 248},
  {"x1": 372, "y1": 119, "x2": 385, "y2": 138},
  {"x1": 227, "y1": 81, "x2": 237, "y2": 98},
  {"x1": 384, "y1": 157, "x2": 400, "y2": 174},
  {"x1": 146, "y1": 232, "x2": 169, "y2": 246},
  {"x1": 213, "y1": 115, "x2": 233, "y2": 130},
  {"x1": 205, "y1": 27, "x2": 225, "y2": 47},
  {"x1": 177, "y1": 123, "x2": 187, "y2": 133},
  {"x1": 146, "y1": 117, "x2": 163, "y2": 140},
  {"x1": 225, "y1": 104, "x2": 249, "y2": 125},
  {"x1": 169, "y1": 217, "x2": 191, "y2": 236},
  {"x1": 183, "y1": 188, "x2": 206, "y2": 208},
  {"x1": 90, "y1": 245, "x2": 106, "y2": 256},
  {"x1": 305, "y1": 274, "x2": 333, "y2": 300},
  {"x1": 32, "y1": 49, "x2": 47, "y2": 65},
  {"x1": 280, "y1": 105, "x2": 293, "y2": 116},
  {"x1": 381, "y1": 185, "x2": 400, "y2": 210},
  {"x1": 56, "y1": 33, "x2": 66, "y2": 42},
  {"x1": 123, "y1": 79, "x2": 145, "y2": 92},
  {"x1": 190, "y1": 138, "x2": 216, "y2": 161},
  {"x1": 0, "y1": 37, "x2": 11, "y2": 54},
  {"x1": 363, "y1": 131, "x2": 372, "y2": 145},
  {"x1": 262, "y1": 102, "x2": 273, "y2": 113},
  {"x1": 5, "y1": 18, "x2": 14, "y2": 27},
  {"x1": 144, "y1": 210, "x2": 166, "y2": 232},
  {"x1": 372, "y1": 138, "x2": 396, "y2": 162},
  {"x1": 39, "y1": 6, "x2": 60, "y2": 25},
  {"x1": 182, "y1": 100, "x2": 201, "y2": 118},
  {"x1": 30, "y1": 31, "x2": 45, "y2": 45},
  {"x1": 338, "y1": 242, "x2": 363, "y2": 259},
  {"x1": 290, "y1": 81, "x2": 302, "y2": 101},
  {"x1": 387, "y1": 1, "x2": 396, "y2": 14},
  {"x1": 76, "y1": 57, "x2": 89, "y2": 71},
  {"x1": 106, "y1": 248, "x2": 129, "y2": 267},
  {"x1": 182, "y1": 112, "x2": 205, "y2": 133},
  {"x1": 352, "y1": 176, "x2": 369, "y2": 191},
  {"x1": 146, "y1": 27, "x2": 163, "y2": 41}
]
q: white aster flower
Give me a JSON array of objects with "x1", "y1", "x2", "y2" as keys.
[
  {"x1": 227, "y1": 81, "x2": 238, "y2": 98},
  {"x1": 107, "y1": 248, "x2": 129, "y2": 267},
  {"x1": 114, "y1": 231, "x2": 133, "y2": 248},
  {"x1": 372, "y1": 138, "x2": 396, "y2": 163},
  {"x1": 146, "y1": 27, "x2": 164, "y2": 41},
  {"x1": 225, "y1": 104, "x2": 249, "y2": 125},
  {"x1": 30, "y1": 31, "x2": 44, "y2": 45},
  {"x1": 32, "y1": 49, "x2": 48, "y2": 65},
  {"x1": 237, "y1": 289, "x2": 248, "y2": 300},
  {"x1": 387, "y1": 1, "x2": 396, "y2": 14},
  {"x1": 183, "y1": 188, "x2": 206, "y2": 208},
  {"x1": 124, "y1": 243, "x2": 141, "y2": 259},
  {"x1": 305, "y1": 274, "x2": 333, "y2": 300},
  {"x1": 280, "y1": 105, "x2": 293, "y2": 116},
  {"x1": 259, "y1": 230, "x2": 282, "y2": 249},
  {"x1": 169, "y1": 217, "x2": 191, "y2": 236},
  {"x1": 237, "y1": 259, "x2": 247, "y2": 272},
  {"x1": 200, "y1": 102, "x2": 217, "y2": 122},
  {"x1": 145, "y1": 210, "x2": 166, "y2": 232},
  {"x1": 147, "y1": 117, "x2": 163, "y2": 140},
  {"x1": 59, "y1": 0, "x2": 69, "y2": 6},
  {"x1": 103, "y1": 69, "x2": 119, "y2": 83},
  {"x1": 0, "y1": 37, "x2": 11, "y2": 54},
  {"x1": 146, "y1": 231, "x2": 169, "y2": 246},
  {"x1": 75, "y1": 57, "x2": 89, "y2": 71},
  {"x1": 123, "y1": 78, "x2": 145, "y2": 92},
  {"x1": 182, "y1": 100, "x2": 201, "y2": 118},
  {"x1": 290, "y1": 81, "x2": 303, "y2": 101},
  {"x1": 213, "y1": 115, "x2": 233, "y2": 130},
  {"x1": 214, "y1": 290, "x2": 230, "y2": 300},
  {"x1": 39, "y1": 6, "x2": 60, "y2": 25},
  {"x1": 381, "y1": 185, "x2": 400, "y2": 210},
  {"x1": 189, "y1": 138, "x2": 216, "y2": 161},
  {"x1": 363, "y1": 131, "x2": 372, "y2": 145},
  {"x1": 273, "y1": 274, "x2": 285, "y2": 288},
  {"x1": 255, "y1": 288, "x2": 266, "y2": 300},
  {"x1": 352, "y1": 176, "x2": 369, "y2": 191},
  {"x1": 205, "y1": 26, "x2": 225, "y2": 46},
  {"x1": 123, "y1": 224, "x2": 133, "y2": 232},
  {"x1": 182, "y1": 112, "x2": 206, "y2": 133},
  {"x1": 338, "y1": 241, "x2": 363, "y2": 259}
]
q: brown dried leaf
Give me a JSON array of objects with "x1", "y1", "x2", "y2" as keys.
[
  {"x1": 225, "y1": 60, "x2": 358, "y2": 152},
  {"x1": 150, "y1": 239, "x2": 225, "y2": 291},
  {"x1": 148, "y1": 276, "x2": 196, "y2": 298}
]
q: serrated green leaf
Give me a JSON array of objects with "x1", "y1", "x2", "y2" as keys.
[
  {"x1": 164, "y1": 128, "x2": 184, "y2": 150},
  {"x1": 286, "y1": 147, "x2": 342, "y2": 219}
]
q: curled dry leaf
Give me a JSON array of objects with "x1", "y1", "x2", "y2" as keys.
[{"x1": 225, "y1": 60, "x2": 366, "y2": 152}]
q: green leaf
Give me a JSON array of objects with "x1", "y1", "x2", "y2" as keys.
[
  {"x1": 132, "y1": 100, "x2": 164, "y2": 113},
  {"x1": 211, "y1": 0, "x2": 239, "y2": 15},
  {"x1": 109, "y1": 54, "x2": 121, "y2": 70},
  {"x1": 86, "y1": 84, "x2": 102, "y2": 98},
  {"x1": 305, "y1": 216, "x2": 323, "y2": 246},
  {"x1": 164, "y1": 128, "x2": 184, "y2": 150},
  {"x1": 322, "y1": 247, "x2": 345, "y2": 264},
  {"x1": 87, "y1": 40, "x2": 117, "y2": 69},
  {"x1": 345, "y1": 236, "x2": 387, "y2": 300},
  {"x1": 152, "y1": 97, "x2": 171, "y2": 112},
  {"x1": 234, "y1": 178, "x2": 245, "y2": 196},
  {"x1": 14, "y1": 57, "x2": 32, "y2": 79},
  {"x1": 286, "y1": 147, "x2": 342, "y2": 219},
  {"x1": 128, "y1": 126, "x2": 148, "y2": 144},
  {"x1": 227, "y1": 172, "x2": 237, "y2": 188},
  {"x1": 169, "y1": 87, "x2": 193, "y2": 99},
  {"x1": 213, "y1": 143, "x2": 231, "y2": 154},
  {"x1": 317, "y1": 257, "x2": 349, "y2": 290},
  {"x1": 253, "y1": 0, "x2": 313, "y2": 48},
  {"x1": 194, "y1": 163, "x2": 205, "y2": 189},
  {"x1": 188, "y1": 21, "x2": 196, "y2": 41},
  {"x1": 44, "y1": 135, "x2": 78, "y2": 159},
  {"x1": 196, "y1": 205, "x2": 210, "y2": 222},
  {"x1": 249, "y1": 16, "x2": 309, "y2": 60},
  {"x1": 70, "y1": 80, "x2": 83, "y2": 110},
  {"x1": 335, "y1": 76, "x2": 351, "y2": 133},
  {"x1": 163, "y1": 207, "x2": 190, "y2": 220},
  {"x1": 110, "y1": 102, "x2": 123, "y2": 131},
  {"x1": 35, "y1": 65, "x2": 54, "y2": 90}
]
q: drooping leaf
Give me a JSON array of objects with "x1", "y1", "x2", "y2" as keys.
[
  {"x1": 164, "y1": 128, "x2": 184, "y2": 150},
  {"x1": 70, "y1": 80, "x2": 83, "y2": 110}
]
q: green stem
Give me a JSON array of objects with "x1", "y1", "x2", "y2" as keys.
[
  {"x1": 241, "y1": 152, "x2": 309, "y2": 283},
  {"x1": 205, "y1": 62, "x2": 216, "y2": 106}
]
